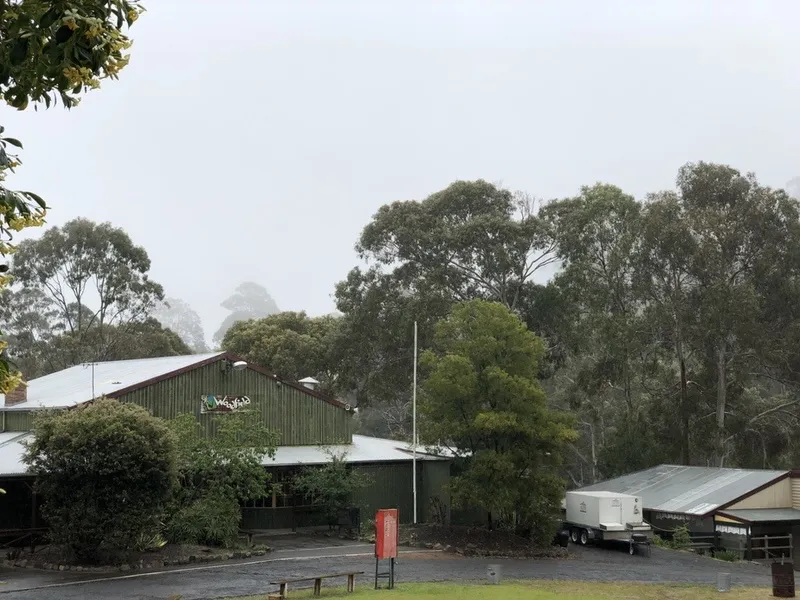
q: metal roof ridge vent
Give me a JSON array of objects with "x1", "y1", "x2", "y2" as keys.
[{"x1": 298, "y1": 376, "x2": 320, "y2": 391}]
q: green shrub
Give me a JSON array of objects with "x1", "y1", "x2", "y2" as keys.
[
  {"x1": 651, "y1": 534, "x2": 670, "y2": 548},
  {"x1": 715, "y1": 550, "x2": 740, "y2": 562},
  {"x1": 293, "y1": 448, "x2": 371, "y2": 526},
  {"x1": 165, "y1": 412, "x2": 277, "y2": 547},
  {"x1": 671, "y1": 524, "x2": 691, "y2": 549},
  {"x1": 165, "y1": 492, "x2": 241, "y2": 547},
  {"x1": 24, "y1": 399, "x2": 178, "y2": 562}
]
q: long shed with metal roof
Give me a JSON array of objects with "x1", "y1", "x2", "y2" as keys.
[{"x1": 579, "y1": 464, "x2": 800, "y2": 563}]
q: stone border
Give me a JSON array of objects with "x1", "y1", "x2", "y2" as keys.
[{"x1": 2, "y1": 548, "x2": 270, "y2": 574}]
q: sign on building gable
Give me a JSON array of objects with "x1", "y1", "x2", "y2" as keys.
[{"x1": 200, "y1": 395, "x2": 251, "y2": 413}]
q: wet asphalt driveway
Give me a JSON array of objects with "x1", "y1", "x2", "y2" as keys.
[{"x1": 0, "y1": 541, "x2": 775, "y2": 600}]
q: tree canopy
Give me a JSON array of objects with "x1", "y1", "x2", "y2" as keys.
[
  {"x1": 221, "y1": 311, "x2": 340, "y2": 390},
  {"x1": 153, "y1": 297, "x2": 209, "y2": 352},
  {"x1": 24, "y1": 398, "x2": 177, "y2": 561},
  {"x1": 213, "y1": 282, "x2": 280, "y2": 346},
  {"x1": 420, "y1": 299, "x2": 576, "y2": 538},
  {"x1": 0, "y1": 218, "x2": 176, "y2": 376},
  {"x1": 0, "y1": 0, "x2": 146, "y2": 393}
]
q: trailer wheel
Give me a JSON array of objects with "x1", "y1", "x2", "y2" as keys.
[
  {"x1": 579, "y1": 529, "x2": 588, "y2": 545},
  {"x1": 570, "y1": 529, "x2": 579, "y2": 544}
]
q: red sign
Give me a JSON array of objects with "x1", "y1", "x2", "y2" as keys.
[{"x1": 375, "y1": 509, "x2": 398, "y2": 559}]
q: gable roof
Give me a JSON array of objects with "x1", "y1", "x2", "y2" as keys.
[
  {"x1": 0, "y1": 352, "x2": 349, "y2": 412},
  {"x1": 578, "y1": 464, "x2": 789, "y2": 517}
]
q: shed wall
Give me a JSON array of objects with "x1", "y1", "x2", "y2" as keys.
[
  {"x1": 2, "y1": 411, "x2": 32, "y2": 432},
  {"x1": 116, "y1": 362, "x2": 353, "y2": 446},
  {"x1": 792, "y1": 478, "x2": 800, "y2": 509},
  {"x1": 727, "y1": 478, "x2": 791, "y2": 510},
  {"x1": 240, "y1": 461, "x2": 451, "y2": 530}
]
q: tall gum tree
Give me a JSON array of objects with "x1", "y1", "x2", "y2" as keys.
[
  {"x1": 542, "y1": 184, "x2": 647, "y2": 481},
  {"x1": 334, "y1": 180, "x2": 559, "y2": 432},
  {"x1": 0, "y1": 0, "x2": 145, "y2": 391},
  {"x1": 675, "y1": 162, "x2": 800, "y2": 466}
]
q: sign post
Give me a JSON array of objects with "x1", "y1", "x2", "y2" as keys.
[{"x1": 374, "y1": 509, "x2": 398, "y2": 589}]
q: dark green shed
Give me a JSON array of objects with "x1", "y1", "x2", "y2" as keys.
[{"x1": 0, "y1": 352, "x2": 452, "y2": 536}]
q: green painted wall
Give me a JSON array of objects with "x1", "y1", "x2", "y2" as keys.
[
  {"x1": 115, "y1": 362, "x2": 353, "y2": 446},
  {"x1": 239, "y1": 460, "x2": 452, "y2": 530},
  {"x1": 419, "y1": 460, "x2": 451, "y2": 524},
  {"x1": 2, "y1": 411, "x2": 32, "y2": 432}
]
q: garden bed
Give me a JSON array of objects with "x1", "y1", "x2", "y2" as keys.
[
  {"x1": 398, "y1": 524, "x2": 569, "y2": 559},
  {"x1": 2, "y1": 541, "x2": 270, "y2": 573}
]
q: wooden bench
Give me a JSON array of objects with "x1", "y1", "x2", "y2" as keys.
[{"x1": 270, "y1": 571, "x2": 364, "y2": 598}]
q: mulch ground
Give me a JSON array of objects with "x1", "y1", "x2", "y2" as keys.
[
  {"x1": 398, "y1": 524, "x2": 568, "y2": 559},
  {"x1": 4, "y1": 541, "x2": 268, "y2": 572}
]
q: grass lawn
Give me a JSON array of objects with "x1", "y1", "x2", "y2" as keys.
[{"x1": 220, "y1": 581, "x2": 773, "y2": 600}]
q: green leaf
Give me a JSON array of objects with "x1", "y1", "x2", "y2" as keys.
[{"x1": 3, "y1": 138, "x2": 23, "y2": 149}]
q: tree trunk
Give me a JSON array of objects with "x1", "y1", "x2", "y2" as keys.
[
  {"x1": 672, "y1": 271, "x2": 691, "y2": 465},
  {"x1": 715, "y1": 339, "x2": 727, "y2": 467},
  {"x1": 589, "y1": 421, "x2": 598, "y2": 483},
  {"x1": 487, "y1": 511, "x2": 493, "y2": 531}
]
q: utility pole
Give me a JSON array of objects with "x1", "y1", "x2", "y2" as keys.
[
  {"x1": 412, "y1": 320, "x2": 418, "y2": 524},
  {"x1": 83, "y1": 362, "x2": 97, "y2": 399}
]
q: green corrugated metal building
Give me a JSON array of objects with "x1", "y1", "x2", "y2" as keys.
[{"x1": 0, "y1": 352, "x2": 452, "y2": 535}]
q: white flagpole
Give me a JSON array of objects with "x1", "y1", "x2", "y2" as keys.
[{"x1": 412, "y1": 320, "x2": 418, "y2": 524}]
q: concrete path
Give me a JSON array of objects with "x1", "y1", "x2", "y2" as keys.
[{"x1": 0, "y1": 542, "x2": 775, "y2": 600}]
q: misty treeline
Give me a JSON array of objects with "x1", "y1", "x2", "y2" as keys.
[
  {"x1": 227, "y1": 161, "x2": 800, "y2": 481},
  {"x1": 0, "y1": 217, "x2": 279, "y2": 377},
  {"x1": 5, "y1": 161, "x2": 800, "y2": 484}
]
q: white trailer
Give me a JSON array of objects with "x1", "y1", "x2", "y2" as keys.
[{"x1": 563, "y1": 490, "x2": 652, "y2": 555}]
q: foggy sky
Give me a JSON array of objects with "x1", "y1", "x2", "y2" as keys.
[{"x1": 4, "y1": 0, "x2": 800, "y2": 343}]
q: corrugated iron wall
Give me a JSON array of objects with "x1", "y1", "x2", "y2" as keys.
[
  {"x1": 116, "y1": 363, "x2": 353, "y2": 446},
  {"x1": 420, "y1": 461, "x2": 451, "y2": 523},
  {"x1": 792, "y1": 478, "x2": 800, "y2": 509},
  {"x1": 241, "y1": 461, "x2": 453, "y2": 530},
  {"x1": 352, "y1": 463, "x2": 415, "y2": 524},
  {"x1": 2, "y1": 411, "x2": 33, "y2": 432}
]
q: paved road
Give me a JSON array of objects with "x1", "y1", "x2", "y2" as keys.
[{"x1": 0, "y1": 542, "x2": 774, "y2": 600}]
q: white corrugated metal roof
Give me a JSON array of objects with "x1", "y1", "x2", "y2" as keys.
[
  {"x1": 0, "y1": 433, "x2": 449, "y2": 477},
  {"x1": 0, "y1": 353, "x2": 225, "y2": 410},
  {"x1": 264, "y1": 434, "x2": 451, "y2": 467},
  {"x1": 579, "y1": 464, "x2": 787, "y2": 516},
  {"x1": 0, "y1": 432, "x2": 32, "y2": 476}
]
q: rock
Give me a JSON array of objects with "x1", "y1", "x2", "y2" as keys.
[
  {"x1": 16, "y1": 560, "x2": 27, "y2": 568},
  {"x1": 120, "y1": 564, "x2": 131, "y2": 572},
  {"x1": 433, "y1": 543, "x2": 443, "y2": 551},
  {"x1": 58, "y1": 565, "x2": 65, "y2": 571},
  {"x1": 188, "y1": 555, "x2": 197, "y2": 563},
  {"x1": 75, "y1": 566, "x2": 83, "y2": 572}
]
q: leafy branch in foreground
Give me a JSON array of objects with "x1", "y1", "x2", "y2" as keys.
[{"x1": 0, "y1": 0, "x2": 146, "y2": 392}]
